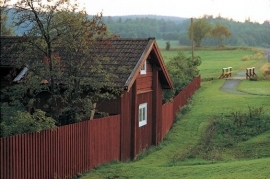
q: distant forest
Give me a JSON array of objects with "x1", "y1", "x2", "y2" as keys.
[
  {"x1": 102, "y1": 15, "x2": 270, "y2": 48},
  {"x1": 6, "y1": 11, "x2": 270, "y2": 47}
]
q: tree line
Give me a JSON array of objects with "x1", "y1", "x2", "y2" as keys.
[
  {"x1": 103, "y1": 15, "x2": 270, "y2": 48},
  {"x1": 4, "y1": 10, "x2": 270, "y2": 48}
]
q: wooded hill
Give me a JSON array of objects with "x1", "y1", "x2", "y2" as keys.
[
  {"x1": 6, "y1": 11, "x2": 270, "y2": 47},
  {"x1": 103, "y1": 15, "x2": 270, "y2": 48}
]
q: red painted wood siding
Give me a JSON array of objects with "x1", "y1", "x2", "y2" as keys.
[
  {"x1": 136, "y1": 60, "x2": 153, "y2": 92},
  {"x1": 135, "y1": 91, "x2": 153, "y2": 155},
  {"x1": 96, "y1": 97, "x2": 121, "y2": 115},
  {"x1": 120, "y1": 89, "x2": 133, "y2": 161},
  {"x1": 0, "y1": 115, "x2": 120, "y2": 179}
]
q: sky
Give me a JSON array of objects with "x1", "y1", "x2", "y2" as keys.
[{"x1": 80, "y1": 0, "x2": 270, "y2": 23}]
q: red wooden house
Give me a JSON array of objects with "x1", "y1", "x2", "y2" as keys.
[
  {"x1": 93, "y1": 38, "x2": 173, "y2": 160},
  {"x1": 1, "y1": 37, "x2": 173, "y2": 160}
]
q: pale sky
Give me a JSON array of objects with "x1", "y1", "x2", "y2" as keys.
[
  {"x1": 5, "y1": 0, "x2": 270, "y2": 23},
  {"x1": 80, "y1": 0, "x2": 270, "y2": 23}
]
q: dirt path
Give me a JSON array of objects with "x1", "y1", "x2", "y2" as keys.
[
  {"x1": 220, "y1": 49, "x2": 269, "y2": 95},
  {"x1": 219, "y1": 79, "x2": 248, "y2": 95}
]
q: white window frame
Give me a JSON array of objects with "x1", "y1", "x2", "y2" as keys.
[
  {"x1": 139, "y1": 103, "x2": 147, "y2": 127},
  {"x1": 140, "y1": 61, "x2": 146, "y2": 74}
]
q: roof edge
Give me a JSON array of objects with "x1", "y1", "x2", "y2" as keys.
[
  {"x1": 152, "y1": 40, "x2": 174, "y2": 89},
  {"x1": 124, "y1": 39, "x2": 154, "y2": 91}
]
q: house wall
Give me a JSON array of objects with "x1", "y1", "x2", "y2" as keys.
[
  {"x1": 134, "y1": 91, "x2": 153, "y2": 156},
  {"x1": 120, "y1": 89, "x2": 133, "y2": 161},
  {"x1": 136, "y1": 60, "x2": 153, "y2": 92},
  {"x1": 96, "y1": 97, "x2": 121, "y2": 115},
  {"x1": 151, "y1": 64, "x2": 163, "y2": 145}
]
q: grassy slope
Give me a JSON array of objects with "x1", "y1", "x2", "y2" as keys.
[
  {"x1": 237, "y1": 80, "x2": 270, "y2": 95},
  {"x1": 81, "y1": 48, "x2": 270, "y2": 179}
]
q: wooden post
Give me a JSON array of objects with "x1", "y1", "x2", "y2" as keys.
[
  {"x1": 252, "y1": 67, "x2": 255, "y2": 77},
  {"x1": 89, "y1": 103, "x2": 96, "y2": 120},
  {"x1": 228, "y1": 67, "x2": 232, "y2": 77},
  {"x1": 246, "y1": 68, "x2": 249, "y2": 79}
]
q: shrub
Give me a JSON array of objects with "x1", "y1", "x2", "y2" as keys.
[
  {"x1": 166, "y1": 41, "x2": 171, "y2": 50},
  {"x1": 163, "y1": 51, "x2": 201, "y2": 102},
  {"x1": 0, "y1": 103, "x2": 56, "y2": 137}
]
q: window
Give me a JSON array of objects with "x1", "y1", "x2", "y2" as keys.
[
  {"x1": 140, "y1": 61, "x2": 146, "y2": 74},
  {"x1": 139, "y1": 103, "x2": 147, "y2": 127}
]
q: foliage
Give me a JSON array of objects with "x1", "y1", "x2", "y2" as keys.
[
  {"x1": 163, "y1": 52, "x2": 201, "y2": 102},
  {"x1": 0, "y1": 5, "x2": 14, "y2": 35},
  {"x1": 0, "y1": 103, "x2": 56, "y2": 137},
  {"x1": 181, "y1": 106, "x2": 270, "y2": 161},
  {"x1": 210, "y1": 23, "x2": 231, "y2": 46},
  {"x1": 212, "y1": 106, "x2": 270, "y2": 148},
  {"x1": 6, "y1": 12, "x2": 270, "y2": 47},
  {"x1": 188, "y1": 18, "x2": 212, "y2": 47},
  {"x1": 2, "y1": 0, "x2": 121, "y2": 126}
]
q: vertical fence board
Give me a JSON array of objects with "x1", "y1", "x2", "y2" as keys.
[
  {"x1": 2, "y1": 114, "x2": 120, "y2": 179},
  {"x1": 161, "y1": 76, "x2": 200, "y2": 140},
  {"x1": 0, "y1": 76, "x2": 199, "y2": 179}
]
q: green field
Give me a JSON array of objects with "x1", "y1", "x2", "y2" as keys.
[
  {"x1": 238, "y1": 80, "x2": 270, "y2": 95},
  {"x1": 80, "y1": 47, "x2": 270, "y2": 179},
  {"x1": 160, "y1": 47, "x2": 266, "y2": 80}
]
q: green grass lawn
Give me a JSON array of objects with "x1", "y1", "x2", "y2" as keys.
[
  {"x1": 161, "y1": 47, "x2": 266, "y2": 80},
  {"x1": 80, "y1": 47, "x2": 270, "y2": 179},
  {"x1": 237, "y1": 80, "x2": 270, "y2": 95}
]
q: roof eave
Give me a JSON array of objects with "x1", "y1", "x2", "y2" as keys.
[
  {"x1": 152, "y1": 41, "x2": 174, "y2": 89},
  {"x1": 124, "y1": 39, "x2": 154, "y2": 91},
  {"x1": 124, "y1": 39, "x2": 173, "y2": 91}
]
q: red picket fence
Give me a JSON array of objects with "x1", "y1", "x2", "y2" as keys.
[
  {"x1": 0, "y1": 76, "x2": 200, "y2": 179},
  {"x1": 0, "y1": 115, "x2": 121, "y2": 179},
  {"x1": 161, "y1": 75, "x2": 201, "y2": 138}
]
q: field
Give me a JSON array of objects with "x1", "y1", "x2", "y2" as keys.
[{"x1": 80, "y1": 47, "x2": 270, "y2": 179}]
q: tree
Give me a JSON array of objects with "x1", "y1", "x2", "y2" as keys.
[
  {"x1": 0, "y1": 3, "x2": 14, "y2": 35},
  {"x1": 163, "y1": 52, "x2": 201, "y2": 102},
  {"x1": 166, "y1": 41, "x2": 171, "y2": 50},
  {"x1": 188, "y1": 18, "x2": 212, "y2": 47},
  {"x1": 2, "y1": 0, "x2": 120, "y2": 125},
  {"x1": 210, "y1": 23, "x2": 231, "y2": 46}
]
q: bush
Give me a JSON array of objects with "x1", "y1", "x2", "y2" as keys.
[
  {"x1": 0, "y1": 104, "x2": 56, "y2": 137},
  {"x1": 180, "y1": 106, "x2": 270, "y2": 161},
  {"x1": 212, "y1": 106, "x2": 270, "y2": 147},
  {"x1": 166, "y1": 41, "x2": 171, "y2": 50},
  {"x1": 163, "y1": 51, "x2": 201, "y2": 102}
]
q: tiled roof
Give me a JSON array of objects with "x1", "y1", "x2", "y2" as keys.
[
  {"x1": 1, "y1": 37, "x2": 173, "y2": 89},
  {"x1": 0, "y1": 36, "x2": 23, "y2": 66},
  {"x1": 91, "y1": 38, "x2": 152, "y2": 88}
]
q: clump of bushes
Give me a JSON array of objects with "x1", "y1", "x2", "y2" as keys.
[
  {"x1": 163, "y1": 51, "x2": 201, "y2": 102},
  {"x1": 0, "y1": 103, "x2": 56, "y2": 137},
  {"x1": 212, "y1": 106, "x2": 269, "y2": 147},
  {"x1": 174, "y1": 106, "x2": 270, "y2": 161}
]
